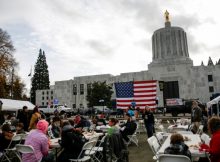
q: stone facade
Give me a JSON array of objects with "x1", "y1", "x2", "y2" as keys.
[{"x1": 35, "y1": 16, "x2": 220, "y2": 109}]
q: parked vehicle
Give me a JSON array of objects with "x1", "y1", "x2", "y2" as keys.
[
  {"x1": 38, "y1": 104, "x2": 73, "y2": 115},
  {"x1": 165, "y1": 98, "x2": 205, "y2": 117}
]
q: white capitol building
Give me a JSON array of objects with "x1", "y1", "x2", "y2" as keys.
[{"x1": 36, "y1": 12, "x2": 220, "y2": 109}]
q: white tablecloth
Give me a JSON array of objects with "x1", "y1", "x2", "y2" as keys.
[
  {"x1": 167, "y1": 124, "x2": 189, "y2": 132},
  {"x1": 157, "y1": 134, "x2": 206, "y2": 157},
  {"x1": 50, "y1": 138, "x2": 61, "y2": 148},
  {"x1": 83, "y1": 132, "x2": 103, "y2": 140}
]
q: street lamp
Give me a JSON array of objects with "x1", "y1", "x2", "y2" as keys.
[{"x1": 99, "y1": 99, "x2": 104, "y2": 114}]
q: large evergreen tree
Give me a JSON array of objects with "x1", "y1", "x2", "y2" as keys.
[
  {"x1": 30, "y1": 49, "x2": 50, "y2": 104},
  {"x1": 86, "y1": 81, "x2": 113, "y2": 108}
]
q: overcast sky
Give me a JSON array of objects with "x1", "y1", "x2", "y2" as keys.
[{"x1": 1, "y1": 0, "x2": 220, "y2": 93}]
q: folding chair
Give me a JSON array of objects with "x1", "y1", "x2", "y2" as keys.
[
  {"x1": 127, "y1": 131, "x2": 138, "y2": 147},
  {"x1": 197, "y1": 125, "x2": 204, "y2": 135},
  {"x1": 86, "y1": 135, "x2": 107, "y2": 162},
  {"x1": 155, "y1": 132, "x2": 164, "y2": 146},
  {"x1": 158, "y1": 154, "x2": 191, "y2": 162},
  {"x1": 47, "y1": 125, "x2": 55, "y2": 139},
  {"x1": 147, "y1": 136, "x2": 160, "y2": 161},
  {"x1": 0, "y1": 134, "x2": 22, "y2": 162},
  {"x1": 15, "y1": 144, "x2": 41, "y2": 162},
  {"x1": 201, "y1": 133, "x2": 211, "y2": 145},
  {"x1": 69, "y1": 140, "x2": 97, "y2": 162}
]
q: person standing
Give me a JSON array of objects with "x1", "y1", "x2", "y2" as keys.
[
  {"x1": 191, "y1": 101, "x2": 202, "y2": 133},
  {"x1": 28, "y1": 107, "x2": 41, "y2": 131},
  {"x1": 142, "y1": 106, "x2": 155, "y2": 137},
  {"x1": 17, "y1": 106, "x2": 30, "y2": 131},
  {"x1": 0, "y1": 100, "x2": 5, "y2": 126}
]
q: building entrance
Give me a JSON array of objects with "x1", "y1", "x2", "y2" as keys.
[{"x1": 163, "y1": 81, "x2": 179, "y2": 104}]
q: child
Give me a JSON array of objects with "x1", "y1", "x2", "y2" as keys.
[{"x1": 16, "y1": 122, "x2": 25, "y2": 134}]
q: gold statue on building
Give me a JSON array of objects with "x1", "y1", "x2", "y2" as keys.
[{"x1": 164, "y1": 10, "x2": 170, "y2": 22}]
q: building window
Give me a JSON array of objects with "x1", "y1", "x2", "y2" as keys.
[
  {"x1": 42, "y1": 96, "x2": 44, "y2": 100},
  {"x1": 80, "y1": 84, "x2": 84, "y2": 95},
  {"x1": 47, "y1": 91, "x2": 49, "y2": 95},
  {"x1": 73, "y1": 84, "x2": 77, "y2": 95},
  {"x1": 46, "y1": 96, "x2": 49, "y2": 100},
  {"x1": 51, "y1": 91, "x2": 53, "y2": 95},
  {"x1": 209, "y1": 86, "x2": 214, "y2": 93},
  {"x1": 208, "y1": 75, "x2": 213, "y2": 82},
  {"x1": 72, "y1": 104, "x2": 76, "y2": 108},
  {"x1": 87, "y1": 83, "x2": 92, "y2": 90},
  {"x1": 42, "y1": 91, "x2": 44, "y2": 95},
  {"x1": 87, "y1": 83, "x2": 92, "y2": 93},
  {"x1": 42, "y1": 102, "x2": 44, "y2": 106},
  {"x1": 51, "y1": 96, "x2": 53, "y2": 100}
]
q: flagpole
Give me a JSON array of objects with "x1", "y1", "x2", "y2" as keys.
[{"x1": 28, "y1": 66, "x2": 32, "y2": 102}]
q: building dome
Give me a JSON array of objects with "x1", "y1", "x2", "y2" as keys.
[{"x1": 150, "y1": 11, "x2": 193, "y2": 66}]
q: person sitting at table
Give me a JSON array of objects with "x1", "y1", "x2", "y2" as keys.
[
  {"x1": 74, "y1": 115, "x2": 87, "y2": 132},
  {"x1": 22, "y1": 120, "x2": 54, "y2": 162},
  {"x1": 50, "y1": 116, "x2": 62, "y2": 138},
  {"x1": 120, "y1": 113, "x2": 137, "y2": 142},
  {"x1": 107, "y1": 118, "x2": 119, "y2": 136},
  {"x1": 199, "y1": 116, "x2": 220, "y2": 162},
  {"x1": 92, "y1": 115, "x2": 106, "y2": 126},
  {"x1": 58, "y1": 122, "x2": 87, "y2": 162},
  {"x1": 164, "y1": 133, "x2": 191, "y2": 159},
  {"x1": 16, "y1": 122, "x2": 25, "y2": 134},
  {"x1": 0, "y1": 123, "x2": 14, "y2": 158}
]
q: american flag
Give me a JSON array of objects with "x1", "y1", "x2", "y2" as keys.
[{"x1": 115, "y1": 80, "x2": 157, "y2": 109}]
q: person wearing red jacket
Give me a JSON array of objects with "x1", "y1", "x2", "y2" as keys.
[
  {"x1": 207, "y1": 117, "x2": 220, "y2": 162},
  {"x1": 200, "y1": 117, "x2": 220, "y2": 162}
]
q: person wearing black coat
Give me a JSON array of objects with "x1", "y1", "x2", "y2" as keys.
[
  {"x1": 142, "y1": 106, "x2": 155, "y2": 137},
  {"x1": 17, "y1": 106, "x2": 30, "y2": 131},
  {"x1": 57, "y1": 124, "x2": 87, "y2": 162},
  {"x1": 120, "y1": 113, "x2": 137, "y2": 142},
  {"x1": 164, "y1": 133, "x2": 191, "y2": 160}
]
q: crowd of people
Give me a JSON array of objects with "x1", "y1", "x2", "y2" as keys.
[
  {"x1": 0, "y1": 105, "x2": 139, "y2": 162},
  {"x1": 0, "y1": 101, "x2": 220, "y2": 162}
]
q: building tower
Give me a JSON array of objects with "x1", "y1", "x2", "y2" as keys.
[{"x1": 149, "y1": 10, "x2": 193, "y2": 67}]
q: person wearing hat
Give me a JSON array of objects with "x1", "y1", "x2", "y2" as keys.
[
  {"x1": 120, "y1": 113, "x2": 137, "y2": 142},
  {"x1": 23, "y1": 120, "x2": 54, "y2": 162}
]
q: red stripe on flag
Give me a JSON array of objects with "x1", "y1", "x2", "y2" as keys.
[
  {"x1": 133, "y1": 80, "x2": 157, "y2": 84},
  {"x1": 116, "y1": 99, "x2": 155, "y2": 102},
  {"x1": 133, "y1": 85, "x2": 157, "y2": 89},
  {"x1": 134, "y1": 94, "x2": 156, "y2": 97},
  {"x1": 134, "y1": 90, "x2": 156, "y2": 93},
  {"x1": 117, "y1": 103, "x2": 156, "y2": 107}
]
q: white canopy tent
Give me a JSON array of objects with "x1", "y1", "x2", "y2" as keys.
[
  {"x1": 207, "y1": 96, "x2": 220, "y2": 116},
  {"x1": 0, "y1": 98, "x2": 35, "y2": 111}
]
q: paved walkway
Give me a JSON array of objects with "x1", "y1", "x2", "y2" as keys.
[{"x1": 128, "y1": 133, "x2": 154, "y2": 162}]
